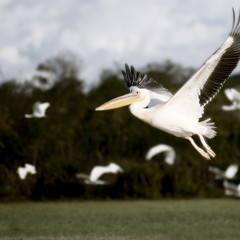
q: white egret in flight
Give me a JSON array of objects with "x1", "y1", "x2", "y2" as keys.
[
  {"x1": 208, "y1": 164, "x2": 239, "y2": 180},
  {"x1": 146, "y1": 144, "x2": 176, "y2": 165},
  {"x1": 96, "y1": 9, "x2": 240, "y2": 160},
  {"x1": 76, "y1": 162, "x2": 123, "y2": 185},
  {"x1": 17, "y1": 163, "x2": 37, "y2": 180},
  {"x1": 25, "y1": 102, "x2": 50, "y2": 118},
  {"x1": 222, "y1": 88, "x2": 240, "y2": 111}
]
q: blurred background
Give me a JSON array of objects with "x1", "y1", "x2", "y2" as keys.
[{"x1": 0, "y1": 0, "x2": 240, "y2": 201}]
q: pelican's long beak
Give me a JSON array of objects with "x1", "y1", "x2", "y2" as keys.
[{"x1": 95, "y1": 92, "x2": 144, "y2": 111}]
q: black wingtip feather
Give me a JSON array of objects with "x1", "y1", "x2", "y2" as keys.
[
  {"x1": 231, "y1": 8, "x2": 240, "y2": 36},
  {"x1": 199, "y1": 9, "x2": 240, "y2": 106},
  {"x1": 231, "y1": 8, "x2": 235, "y2": 33},
  {"x1": 199, "y1": 8, "x2": 240, "y2": 107}
]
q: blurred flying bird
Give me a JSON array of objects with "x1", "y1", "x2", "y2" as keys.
[
  {"x1": 146, "y1": 144, "x2": 176, "y2": 165},
  {"x1": 17, "y1": 163, "x2": 37, "y2": 180},
  {"x1": 223, "y1": 180, "x2": 240, "y2": 197},
  {"x1": 25, "y1": 102, "x2": 50, "y2": 118},
  {"x1": 76, "y1": 162, "x2": 123, "y2": 185},
  {"x1": 96, "y1": 9, "x2": 240, "y2": 160},
  {"x1": 208, "y1": 164, "x2": 239, "y2": 180},
  {"x1": 222, "y1": 88, "x2": 240, "y2": 111}
]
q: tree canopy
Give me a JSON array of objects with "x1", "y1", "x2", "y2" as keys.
[{"x1": 0, "y1": 55, "x2": 239, "y2": 200}]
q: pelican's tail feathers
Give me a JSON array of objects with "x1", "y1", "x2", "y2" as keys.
[{"x1": 200, "y1": 118, "x2": 216, "y2": 139}]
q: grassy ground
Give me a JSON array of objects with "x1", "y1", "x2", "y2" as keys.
[{"x1": 0, "y1": 199, "x2": 239, "y2": 240}]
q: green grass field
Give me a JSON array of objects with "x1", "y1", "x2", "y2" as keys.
[{"x1": 0, "y1": 199, "x2": 239, "y2": 240}]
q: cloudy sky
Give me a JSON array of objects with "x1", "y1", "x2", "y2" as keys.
[{"x1": 0, "y1": 0, "x2": 239, "y2": 89}]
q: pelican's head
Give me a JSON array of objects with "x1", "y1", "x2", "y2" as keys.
[
  {"x1": 95, "y1": 64, "x2": 166, "y2": 111},
  {"x1": 95, "y1": 86, "x2": 148, "y2": 111}
]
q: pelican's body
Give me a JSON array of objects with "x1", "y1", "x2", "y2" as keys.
[
  {"x1": 96, "y1": 9, "x2": 240, "y2": 160},
  {"x1": 76, "y1": 162, "x2": 123, "y2": 185},
  {"x1": 25, "y1": 101, "x2": 50, "y2": 118},
  {"x1": 132, "y1": 101, "x2": 212, "y2": 138},
  {"x1": 146, "y1": 144, "x2": 176, "y2": 165}
]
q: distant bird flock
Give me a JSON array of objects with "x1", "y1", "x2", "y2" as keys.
[
  {"x1": 209, "y1": 164, "x2": 240, "y2": 198},
  {"x1": 11, "y1": 8, "x2": 240, "y2": 199}
]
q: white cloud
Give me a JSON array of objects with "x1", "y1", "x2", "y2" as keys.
[
  {"x1": 0, "y1": 46, "x2": 27, "y2": 64},
  {"x1": 0, "y1": 0, "x2": 239, "y2": 88},
  {"x1": 0, "y1": 0, "x2": 12, "y2": 8}
]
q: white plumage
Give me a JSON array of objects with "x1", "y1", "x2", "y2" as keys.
[
  {"x1": 223, "y1": 180, "x2": 240, "y2": 197},
  {"x1": 25, "y1": 102, "x2": 50, "y2": 118},
  {"x1": 76, "y1": 162, "x2": 123, "y2": 185},
  {"x1": 222, "y1": 88, "x2": 240, "y2": 111},
  {"x1": 17, "y1": 163, "x2": 37, "y2": 180},
  {"x1": 96, "y1": 9, "x2": 240, "y2": 160},
  {"x1": 208, "y1": 164, "x2": 239, "y2": 180},
  {"x1": 145, "y1": 144, "x2": 176, "y2": 165}
]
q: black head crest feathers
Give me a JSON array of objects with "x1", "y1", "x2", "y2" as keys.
[{"x1": 121, "y1": 64, "x2": 170, "y2": 95}]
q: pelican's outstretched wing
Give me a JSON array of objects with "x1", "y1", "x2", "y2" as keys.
[
  {"x1": 165, "y1": 9, "x2": 240, "y2": 120},
  {"x1": 223, "y1": 180, "x2": 240, "y2": 197},
  {"x1": 224, "y1": 88, "x2": 235, "y2": 101},
  {"x1": 90, "y1": 166, "x2": 107, "y2": 182},
  {"x1": 32, "y1": 102, "x2": 41, "y2": 114},
  {"x1": 145, "y1": 144, "x2": 176, "y2": 165},
  {"x1": 223, "y1": 180, "x2": 240, "y2": 191},
  {"x1": 39, "y1": 102, "x2": 50, "y2": 114},
  {"x1": 76, "y1": 173, "x2": 89, "y2": 179},
  {"x1": 208, "y1": 166, "x2": 222, "y2": 174},
  {"x1": 225, "y1": 164, "x2": 239, "y2": 179},
  {"x1": 89, "y1": 163, "x2": 123, "y2": 182},
  {"x1": 24, "y1": 163, "x2": 36, "y2": 174}
]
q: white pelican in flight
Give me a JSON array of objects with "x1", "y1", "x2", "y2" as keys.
[
  {"x1": 208, "y1": 164, "x2": 239, "y2": 180},
  {"x1": 17, "y1": 163, "x2": 37, "y2": 180},
  {"x1": 76, "y1": 162, "x2": 123, "y2": 185},
  {"x1": 223, "y1": 180, "x2": 240, "y2": 197},
  {"x1": 96, "y1": 9, "x2": 240, "y2": 160},
  {"x1": 222, "y1": 88, "x2": 240, "y2": 111},
  {"x1": 145, "y1": 144, "x2": 176, "y2": 165},
  {"x1": 25, "y1": 102, "x2": 50, "y2": 118}
]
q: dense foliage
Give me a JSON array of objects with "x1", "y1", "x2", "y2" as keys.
[{"x1": 0, "y1": 56, "x2": 239, "y2": 200}]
